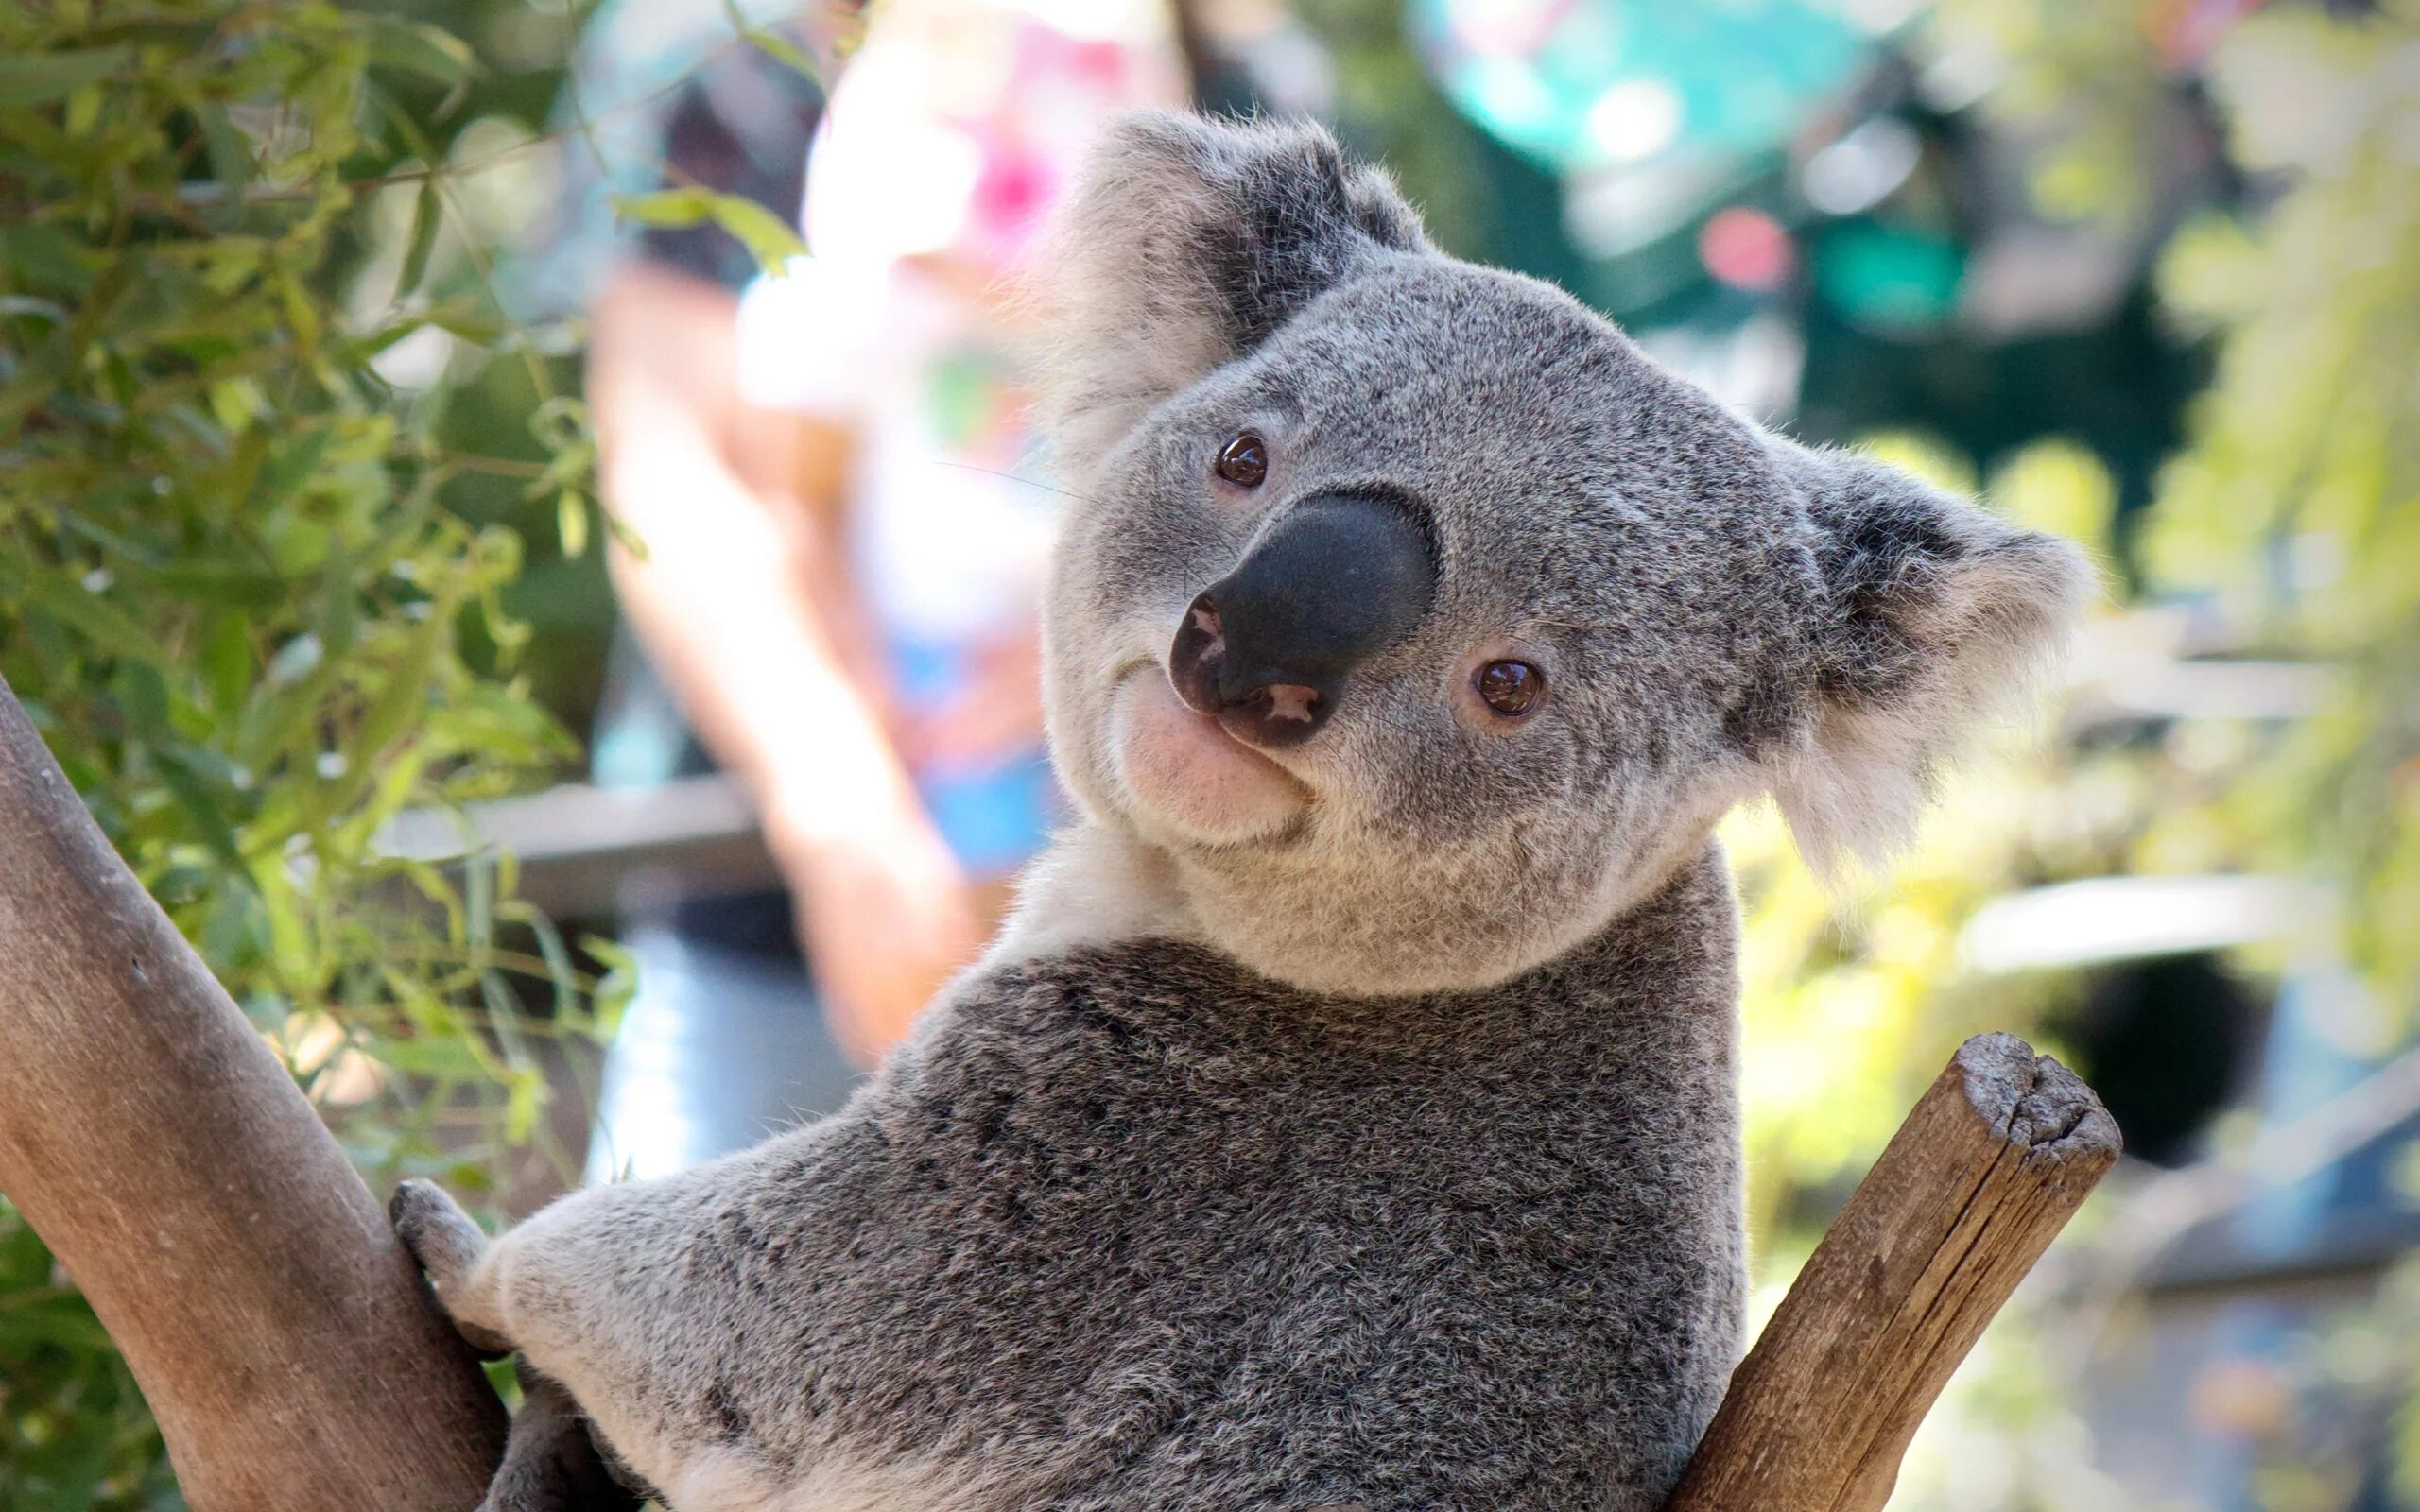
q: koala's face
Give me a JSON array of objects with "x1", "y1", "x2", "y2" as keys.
[{"x1": 1035, "y1": 114, "x2": 2088, "y2": 996}]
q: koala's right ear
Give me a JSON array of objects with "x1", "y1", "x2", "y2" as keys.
[
  {"x1": 1034, "y1": 111, "x2": 1430, "y2": 466},
  {"x1": 1765, "y1": 442, "x2": 2095, "y2": 878}
]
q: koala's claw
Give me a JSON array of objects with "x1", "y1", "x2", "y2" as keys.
[
  {"x1": 390, "y1": 1178, "x2": 488, "y2": 1281},
  {"x1": 389, "y1": 1178, "x2": 513, "y2": 1357}
]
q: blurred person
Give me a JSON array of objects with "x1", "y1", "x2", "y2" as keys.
[{"x1": 571, "y1": 0, "x2": 1186, "y2": 1178}]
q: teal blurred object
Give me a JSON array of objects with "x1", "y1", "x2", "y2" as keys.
[
  {"x1": 1409, "y1": 0, "x2": 1873, "y2": 184},
  {"x1": 1810, "y1": 216, "x2": 1963, "y2": 334}
]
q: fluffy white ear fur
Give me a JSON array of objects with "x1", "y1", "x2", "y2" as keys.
[
  {"x1": 1030, "y1": 110, "x2": 1427, "y2": 468},
  {"x1": 1770, "y1": 444, "x2": 2097, "y2": 875}
]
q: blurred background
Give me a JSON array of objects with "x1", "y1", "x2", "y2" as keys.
[{"x1": 1, "y1": 0, "x2": 2416, "y2": 1507}]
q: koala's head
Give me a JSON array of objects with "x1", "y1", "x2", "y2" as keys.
[{"x1": 1032, "y1": 112, "x2": 2090, "y2": 998}]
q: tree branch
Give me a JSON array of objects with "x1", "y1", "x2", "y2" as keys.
[
  {"x1": 1668, "y1": 1032, "x2": 2120, "y2": 1512},
  {"x1": 0, "y1": 673, "x2": 504, "y2": 1511}
]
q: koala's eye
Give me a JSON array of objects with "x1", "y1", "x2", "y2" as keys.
[
  {"x1": 1476, "y1": 660, "x2": 1544, "y2": 717},
  {"x1": 1215, "y1": 432, "x2": 1269, "y2": 488}
]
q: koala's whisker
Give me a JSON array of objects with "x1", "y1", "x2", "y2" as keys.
[{"x1": 932, "y1": 460, "x2": 1111, "y2": 510}]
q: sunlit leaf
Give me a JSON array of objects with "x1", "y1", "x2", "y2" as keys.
[
  {"x1": 702, "y1": 191, "x2": 808, "y2": 272},
  {"x1": 0, "y1": 44, "x2": 130, "y2": 105},
  {"x1": 396, "y1": 176, "x2": 444, "y2": 301},
  {"x1": 609, "y1": 187, "x2": 715, "y2": 228},
  {"x1": 364, "y1": 18, "x2": 478, "y2": 86},
  {"x1": 26, "y1": 576, "x2": 160, "y2": 667},
  {"x1": 557, "y1": 488, "x2": 589, "y2": 558},
  {"x1": 724, "y1": 0, "x2": 823, "y2": 82}
]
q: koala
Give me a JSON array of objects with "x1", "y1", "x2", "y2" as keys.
[{"x1": 392, "y1": 111, "x2": 2089, "y2": 1512}]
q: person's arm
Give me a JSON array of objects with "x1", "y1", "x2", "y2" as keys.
[{"x1": 587, "y1": 261, "x2": 980, "y2": 1061}]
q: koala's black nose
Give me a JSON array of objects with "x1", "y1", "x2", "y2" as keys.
[{"x1": 1168, "y1": 491, "x2": 1434, "y2": 747}]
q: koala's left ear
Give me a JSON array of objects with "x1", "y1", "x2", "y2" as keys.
[
  {"x1": 1769, "y1": 444, "x2": 2096, "y2": 873},
  {"x1": 1034, "y1": 112, "x2": 1431, "y2": 468}
]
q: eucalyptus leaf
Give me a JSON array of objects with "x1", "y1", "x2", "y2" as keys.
[
  {"x1": 396, "y1": 176, "x2": 444, "y2": 301},
  {"x1": 0, "y1": 44, "x2": 130, "y2": 106},
  {"x1": 724, "y1": 0, "x2": 823, "y2": 83},
  {"x1": 364, "y1": 18, "x2": 478, "y2": 86},
  {"x1": 610, "y1": 187, "x2": 715, "y2": 228},
  {"x1": 703, "y1": 191, "x2": 808, "y2": 272}
]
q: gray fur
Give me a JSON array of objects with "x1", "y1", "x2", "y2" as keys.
[{"x1": 398, "y1": 112, "x2": 2089, "y2": 1511}]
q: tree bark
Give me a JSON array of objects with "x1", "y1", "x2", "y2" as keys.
[
  {"x1": 0, "y1": 674, "x2": 505, "y2": 1510},
  {"x1": 1667, "y1": 1032, "x2": 2121, "y2": 1512}
]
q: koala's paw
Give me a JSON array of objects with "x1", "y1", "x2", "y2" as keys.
[
  {"x1": 390, "y1": 1178, "x2": 513, "y2": 1356},
  {"x1": 390, "y1": 1178, "x2": 488, "y2": 1281}
]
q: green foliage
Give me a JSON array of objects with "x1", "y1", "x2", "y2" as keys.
[
  {"x1": 1930, "y1": 0, "x2": 2420, "y2": 1008},
  {"x1": 0, "y1": 1220, "x2": 175, "y2": 1511},
  {"x1": 2145, "y1": 3, "x2": 2420, "y2": 997},
  {"x1": 612, "y1": 187, "x2": 809, "y2": 271},
  {"x1": 0, "y1": 2, "x2": 624, "y2": 1503},
  {"x1": 1817, "y1": 4, "x2": 2420, "y2": 1506},
  {"x1": 1925, "y1": 0, "x2": 2171, "y2": 224},
  {"x1": 2135, "y1": 9, "x2": 2420, "y2": 1501}
]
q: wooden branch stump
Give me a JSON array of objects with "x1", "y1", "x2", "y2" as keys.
[
  {"x1": 0, "y1": 675, "x2": 506, "y2": 1511},
  {"x1": 1667, "y1": 1032, "x2": 2120, "y2": 1512}
]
